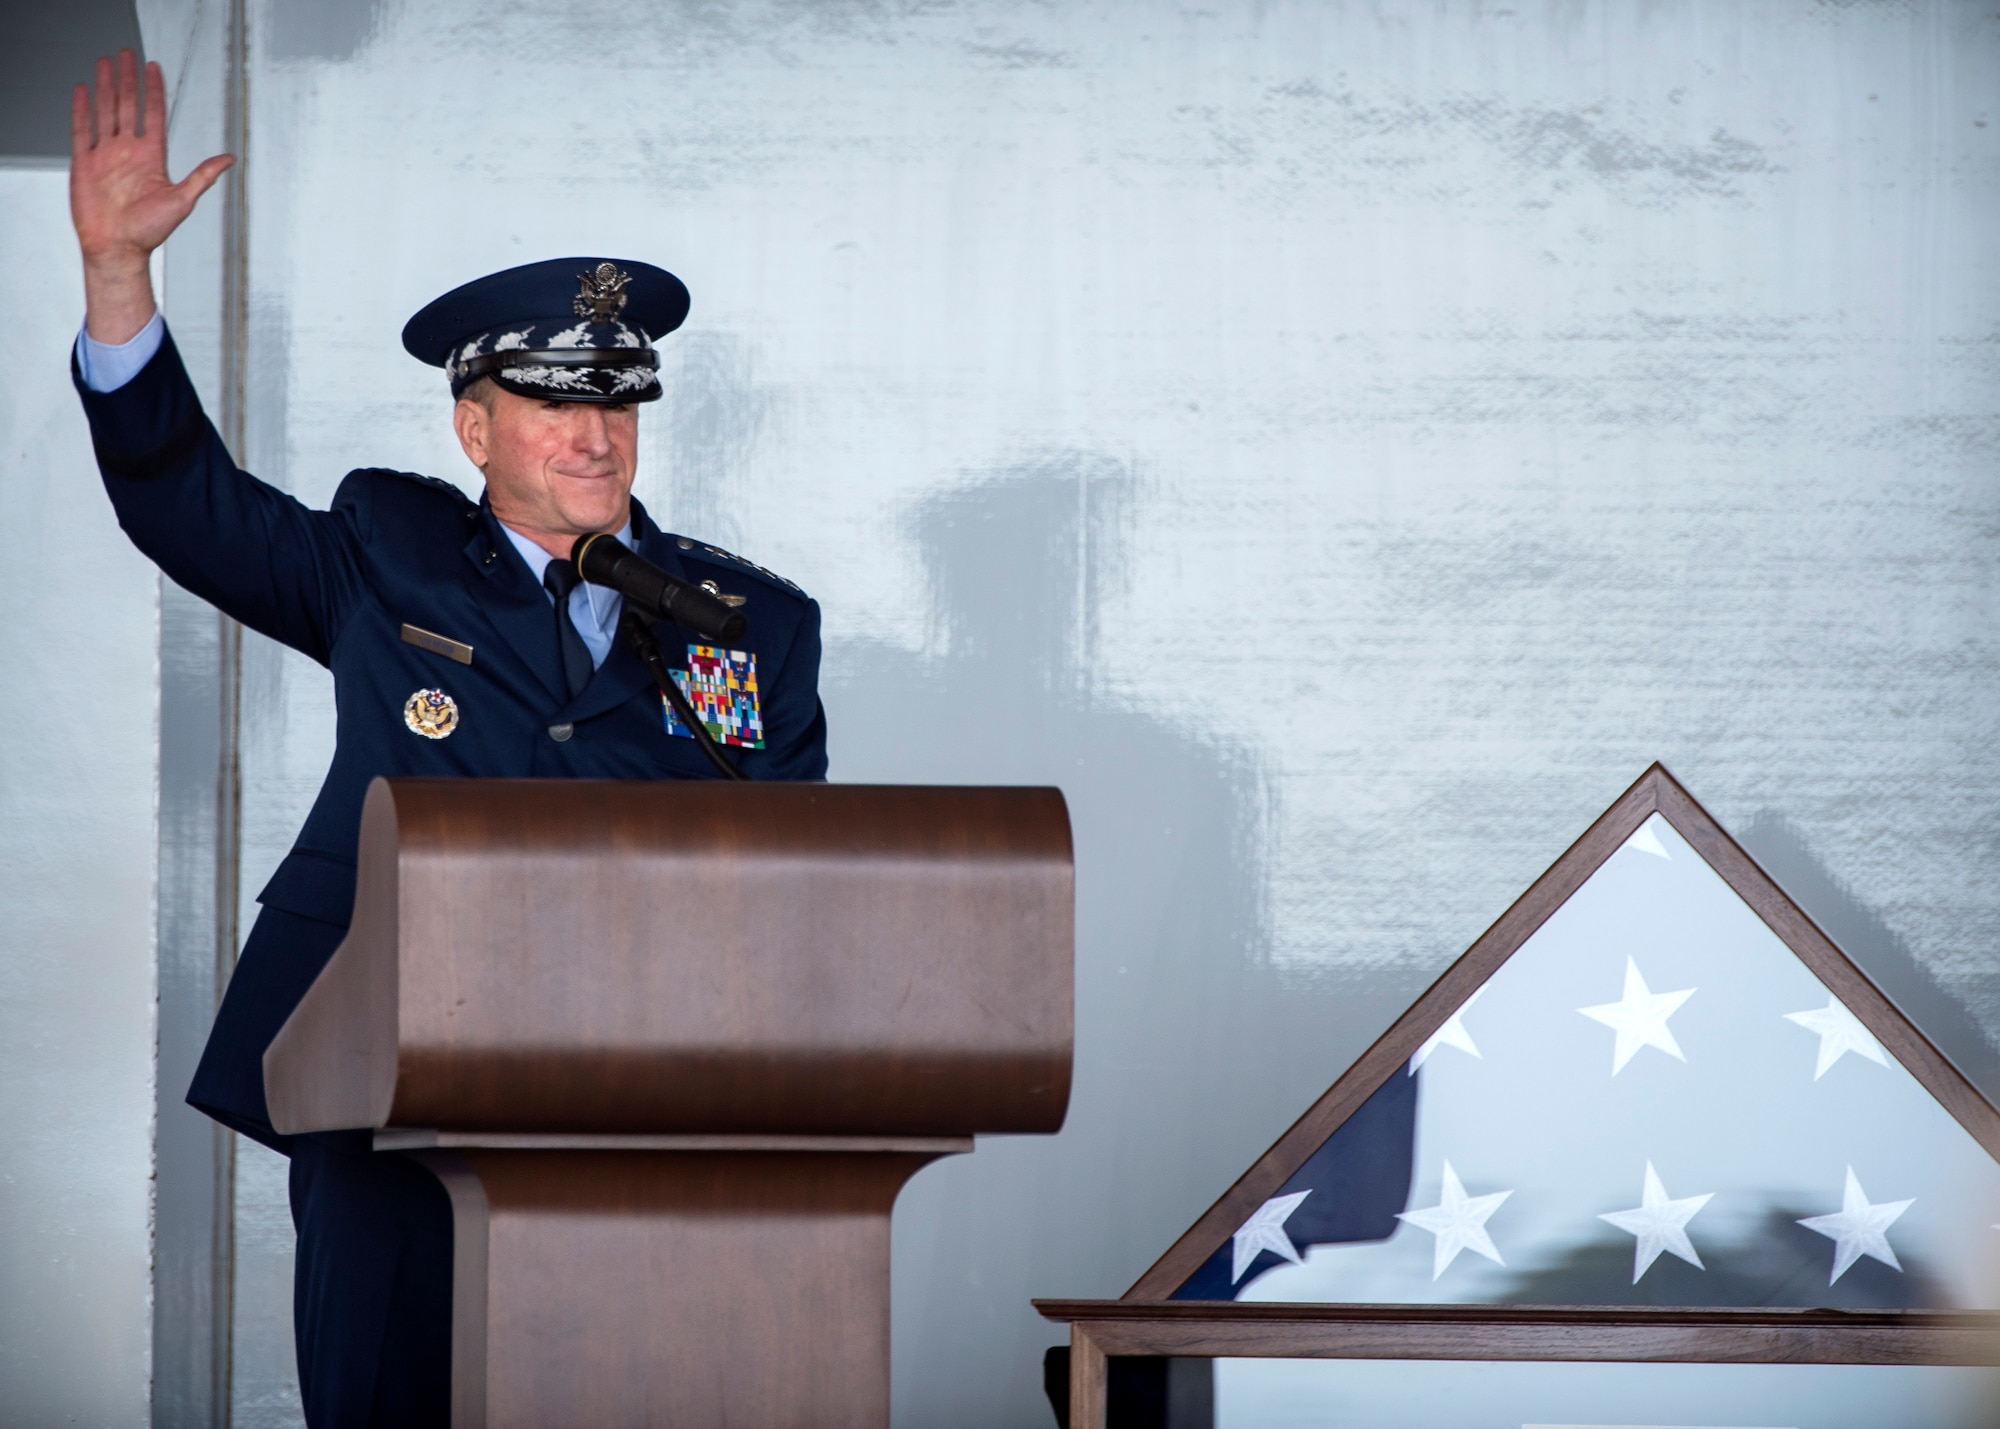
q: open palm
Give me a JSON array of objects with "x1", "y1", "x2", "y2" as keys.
[{"x1": 70, "y1": 49, "x2": 231, "y2": 339}]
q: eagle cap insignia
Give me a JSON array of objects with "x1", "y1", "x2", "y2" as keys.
[
  {"x1": 403, "y1": 688, "x2": 460, "y2": 739},
  {"x1": 573, "y1": 261, "x2": 632, "y2": 323}
]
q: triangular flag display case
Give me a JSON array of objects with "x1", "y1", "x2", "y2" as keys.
[{"x1": 1037, "y1": 766, "x2": 2000, "y2": 1429}]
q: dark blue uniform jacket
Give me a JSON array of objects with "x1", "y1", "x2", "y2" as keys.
[{"x1": 76, "y1": 328, "x2": 828, "y2": 1146}]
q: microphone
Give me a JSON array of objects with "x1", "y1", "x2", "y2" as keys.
[{"x1": 571, "y1": 532, "x2": 748, "y2": 644}]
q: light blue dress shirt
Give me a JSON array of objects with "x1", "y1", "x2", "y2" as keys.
[
  {"x1": 75, "y1": 310, "x2": 165, "y2": 391},
  {"x1": 78, "y1": 311, "x2": 629, "y2": 670},
  {"x1": 495, "y1": 523, "x2": 628, "y2": 670}
]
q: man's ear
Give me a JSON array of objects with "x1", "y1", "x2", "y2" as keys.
[{"x1": 453, "y1": 396, "x2": 490, "y2": 471}]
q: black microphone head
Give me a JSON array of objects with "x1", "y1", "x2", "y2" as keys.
[
  {"x1": 574, "y1": 530, "x2": 750, "y2": 644},
  {"x1": 571, "y1": 530, "x2": 617, "y2": 580}
]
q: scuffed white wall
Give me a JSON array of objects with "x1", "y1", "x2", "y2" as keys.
[
  {"x1": 0, "y1": 170, "x2": 159, "y2": 1426},
  {"x1": 202, "y1": 0, "x2": 2000, "y2": 1423}
]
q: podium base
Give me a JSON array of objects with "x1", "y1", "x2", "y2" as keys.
[{"x1": 407, "y1": 1139, "x2": 969, "y2": 1429}]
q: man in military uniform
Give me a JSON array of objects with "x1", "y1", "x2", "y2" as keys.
[{"x1": 70, "y1": 52, "x2": 827, "y2": 1425}]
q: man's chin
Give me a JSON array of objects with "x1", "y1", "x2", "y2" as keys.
[{"x1": 552, "y1": 490, "x2": 631, "y2": 537}]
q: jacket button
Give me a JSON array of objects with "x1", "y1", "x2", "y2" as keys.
[{"x1": 547, "y1": 723, "x2": 574, "y2": 742}]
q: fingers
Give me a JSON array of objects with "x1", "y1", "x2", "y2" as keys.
[
  {"x1": 94, "y1": 55, "x2": 114, "y2": 146},
  {"x1": 71, "y1": 82, "x2": 90, "y2": 159},
  {"x1": 176, "y1": 154, "x2": 237, "y2": 206},
  {"x1": 116, "y1": 49, "x2": 139, "y2": 138},
  {"x1": 144, "y1": 60, "x2": 166, "y2": 142}
]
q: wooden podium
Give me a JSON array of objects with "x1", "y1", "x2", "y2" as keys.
[{"x1": 264, "y1": 777, "x2": 1073, "y2": 1428}]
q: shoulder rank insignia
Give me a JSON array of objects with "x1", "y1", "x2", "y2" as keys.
[
  {"x1": 663, "y1": 646, "x2": 765, "y2": 749},
  {"x1": 403, "y1": 688, "x2": 460, "y2": 739},
  {"x1": 672, "y1": 534, "x2": 805, "y2": 596},
  {"x1": 384, "y1": 468, "x2": 474, "y2": 500}
]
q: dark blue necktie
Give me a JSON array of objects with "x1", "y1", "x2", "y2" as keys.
[{"x1": 541, "y1": 559, "x2": 594, "y2": 698}]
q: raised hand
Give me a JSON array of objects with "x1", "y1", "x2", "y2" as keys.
[{"x1": 70, "y1": 49, "x2": 234, "y2": 343}]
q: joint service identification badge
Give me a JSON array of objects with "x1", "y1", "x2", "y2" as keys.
[
  {"x1": 663, "y1": 646, "x2": 764, "y2": 749},
  {"x1": 403, "y1": 688, "x2": 460, "y2": 739}
]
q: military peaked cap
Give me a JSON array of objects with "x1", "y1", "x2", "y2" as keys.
[{"x1": 401, "y1": 256, "x2": 690, "y2": 404}]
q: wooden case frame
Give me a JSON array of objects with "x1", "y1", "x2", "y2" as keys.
[{"x1": 1035, "y1": 765, "x2": 2000, "y2": 1427}]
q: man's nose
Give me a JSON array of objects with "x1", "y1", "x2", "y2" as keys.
[{"x1": 572, "y1": 408, "x2": 613, "y2": 457}]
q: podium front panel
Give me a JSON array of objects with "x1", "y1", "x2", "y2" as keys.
[{"x1": 265, "y1": 779, "x2": 1073, "y2": 1137}]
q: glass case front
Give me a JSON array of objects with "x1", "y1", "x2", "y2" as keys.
[{"x1": 1178, "y1": 814, "x2": 2000, "y2": 1309}]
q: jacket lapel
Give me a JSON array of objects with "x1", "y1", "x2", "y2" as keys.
[
  {"x1": 461, "y1": 506, "x2": 568, "y2": 703},
  {"x1": 560, "y1": 624, "x2": 660, "y2": 724},
  {"x1": 556, "y1": 500, "x2": 693, "y2": 724}
]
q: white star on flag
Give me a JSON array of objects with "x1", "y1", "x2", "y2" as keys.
[
  {"x1": 1783, "y1": 996, "x2": 1889, "y2": 1080},
  {"x1": 1410, "y1": 986, "x2": 1485, "y2": 1071},
  {"x1": 1396, "y1": 1160, "x2": 1512, "y2": 1280},
  {"x1": 1625, "y1": 819, "x2": 1672, "y2": 860},
  {"x1": 1578, "y1": 957, "x2": 1696, "y2": 1074},
  {"x1": 1231, "y1": 1191, "x2": 1311, "y2": 1283},
  {"x1": 1597, "y1": 1161, "x2": 1713, "y2": 1283},
  {"x1": 1797, "y1": 1167, "x2": 1913, "y2": 1284}
]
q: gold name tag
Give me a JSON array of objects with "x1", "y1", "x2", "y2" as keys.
[{"x1": 400, "y1": 623, "x2": 473, "y2": 665}]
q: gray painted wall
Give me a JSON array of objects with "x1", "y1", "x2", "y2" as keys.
[
  {"x1": 0, "y1": 171, "x2": 158, "y2": 1425},
  {"x1": 5, "y1": 0, "x2": 1996, "y2": 1423}
]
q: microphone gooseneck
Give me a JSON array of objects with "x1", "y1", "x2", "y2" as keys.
[
  {"x1": 572, "y1": 532, "x2": 747, "y2": 644},
  {"x1": 620, "y1": 608, "x2": 747, "y2": 781}
]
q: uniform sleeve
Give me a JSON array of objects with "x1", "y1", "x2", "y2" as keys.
[
  {"x1": 74, "y1": 324, "x2": 364, "y2": 666},
  {"x1": 749, "y1": 594, "x2": 829, "y2": 781}
]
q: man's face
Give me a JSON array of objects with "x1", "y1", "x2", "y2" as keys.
[{"x1": 453, "y1": 384, "x2": 638, "y2": 544}]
